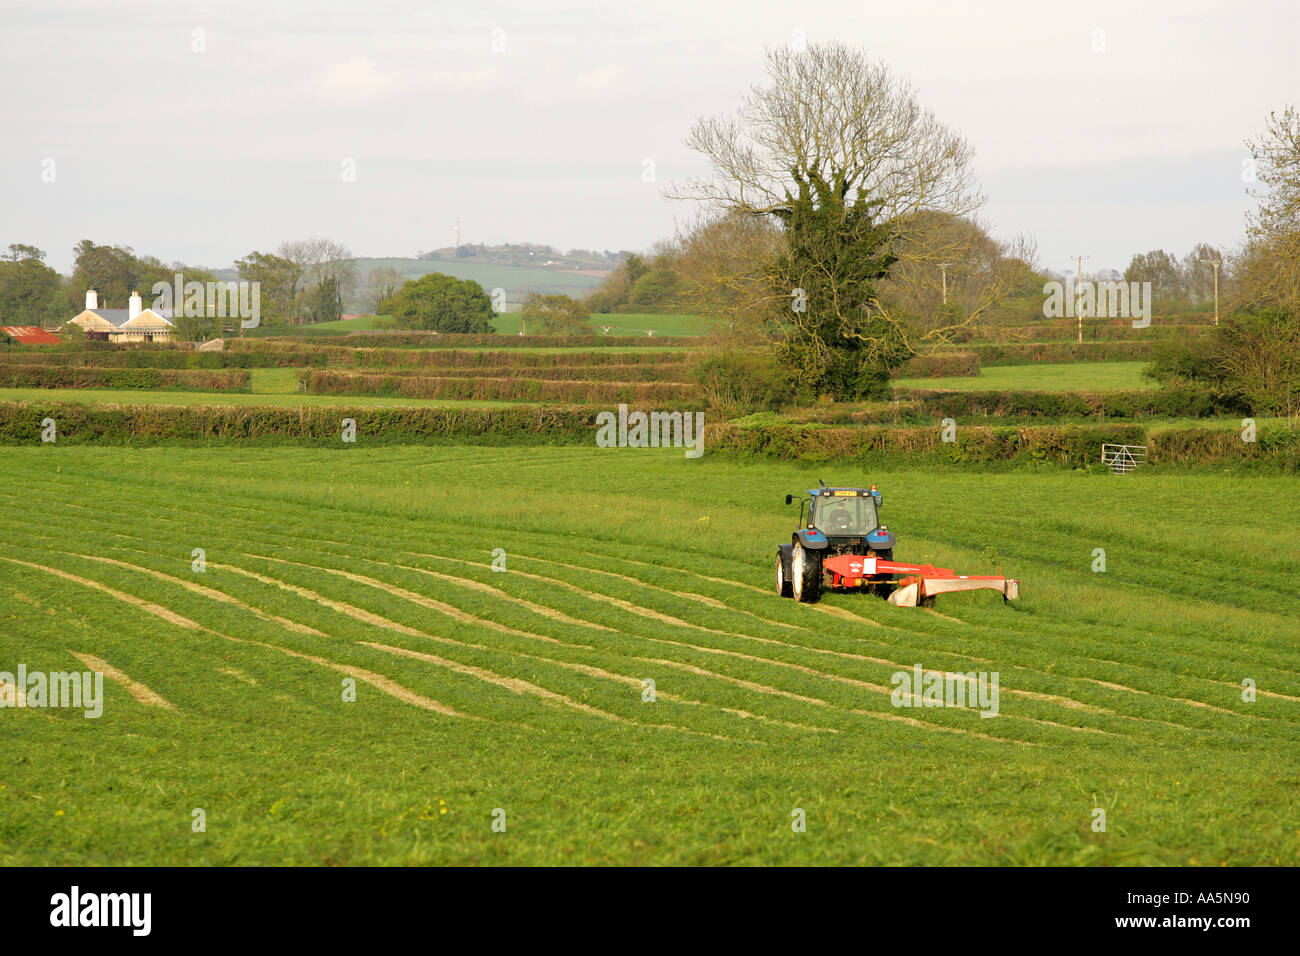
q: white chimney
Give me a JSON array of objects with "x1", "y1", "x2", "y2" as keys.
[
  {"x1": 129, "y1": 290, "x2": 142, "y2": 320},
  {"x1": 85, "y1": 289, "x2": 98, "y2": 310}
]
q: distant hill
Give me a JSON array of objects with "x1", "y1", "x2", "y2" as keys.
[
  {"x1": 348, "y1": 257, "x2": 607, "y2": 311},
  {"x1": 417, "y1": 242, "x2": 624, "y2": 272}
]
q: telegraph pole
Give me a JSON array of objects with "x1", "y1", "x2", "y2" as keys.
[
  {"x1": 1072, "y1": 255, "x2": 1089, "y2": 343},
  {"x1": 939, "y1": 263, "x2": 950, "y2": 306},
  {"x1": 1212, "y1": 258, "x2": 1221, "y2": 326}
]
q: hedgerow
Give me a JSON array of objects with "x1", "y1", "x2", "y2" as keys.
[
  {"x1": 302, "y1": 371, "x2": 702, "y2": 405},
  {"x1": 0, "y1": 365, "x2": 251, "y2": 391},
  {"x1": 2, "y1": 401, "x2": 1293, "y2": 468},
  {"x1": 885, "y1": 386, "x2": 1248, "y2": 419},
  {"x1": 969, "y1": 342, "x2": 1156, "y2": 365}
]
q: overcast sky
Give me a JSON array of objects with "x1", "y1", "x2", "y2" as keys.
[{"x1": 2, "y1": 0, "x2": 1296, "y2": 276}]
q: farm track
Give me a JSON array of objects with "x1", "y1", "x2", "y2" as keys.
[{"x1": 3, "y1": 476, "x2": 1294, "y2": 749}]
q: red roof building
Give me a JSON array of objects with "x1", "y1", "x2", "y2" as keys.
[{"x1": 1, "y1": 326, "x2": 62, "y2": 345}]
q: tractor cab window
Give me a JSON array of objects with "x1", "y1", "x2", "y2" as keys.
[{"x1": 813, "y1": 494, "x2": 879, "y2": 536}]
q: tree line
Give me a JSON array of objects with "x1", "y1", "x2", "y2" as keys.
[{"x1": 0, "y1": 238, "x2": 359, "y2": 338}]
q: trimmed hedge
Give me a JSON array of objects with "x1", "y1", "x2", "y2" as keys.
[
  {"x1": 2, "y1": 401, "x2": 1294, "y2": 468},
  {"x1": 705, "y1": 422, "x2": 1148, "y2": 465},
  {"x1": 0, "y1": 365, "x2": 252, "y2": 392},
  {"x1": 1150, "y1": 426, "x2": 1300, "y2": 467},
  {"x1": 229, "y1": 340, "x2": 688, "y2": 366},
  {"x1": 357, "y1": 363, "x2": 692, "y2": 382},
  {"x1": 343, "y1": 348, "x2": 688, "y2": 369},
  {"x1": 0, "y1": 402, "x2": 601, "y2": 445},
  {"x1": 894, "y1": 352, "x2": 980, "y2": 378},
  {"x1": 0, "y1": 350, "x2": 309, "y2": 369},
  {"x1": 886, "y1": 386, "x2": 1248, "y2": 420},
  {"x1": 967, "y1": 319, "x2": 1212, "y2": 343},
  {"x1": 334, "y1": 332, "x2": 699, "y2": 348},
  {"x1": 969, "y1": 342, "x2": 1156, "y2": 365},
  {"x1": 3, "y1": 343, "x2": 694, "y2": 371},
  {"x1": 302, "y1": 371, "x2": 702, "y2": 405}
]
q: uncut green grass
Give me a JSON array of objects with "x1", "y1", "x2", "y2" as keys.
[
  {"x1": 0, "y1": 445, "x2": 1296, "y2": 865},
  {"x1": 895, "y1": 361, "x2": 1151, "y2": 393}
]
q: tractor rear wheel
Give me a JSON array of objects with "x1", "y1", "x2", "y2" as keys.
[
  {"x1": 775, "y1": 551, "x2": 793, "y2": 598},
  {"x1": 791, "y1": 542, "x2": 822, "y2": 603}
]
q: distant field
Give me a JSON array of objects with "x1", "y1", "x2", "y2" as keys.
[
  {"x1": 491, "y1": 313, "x2": 714, "y2": 337},
  {"x1": 246, "y1": 316, "x2": 386, "y2": 338},
  {"x1": 303, "y1": 315, "x2": 386, "y2": 332},
  {"x1": 895, "y1": 362, "x2": 1151, "y2": 393},
  {"x1": 353, "y1": 258, "x2": 605, "y2": 299}
]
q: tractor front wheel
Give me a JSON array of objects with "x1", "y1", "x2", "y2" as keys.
[
  {"x1": 791, "y1": 542, "x2": 822, "y2": 604},
  {"x1": 775, "y1": 551, "x2": 793, "y2": 598}
]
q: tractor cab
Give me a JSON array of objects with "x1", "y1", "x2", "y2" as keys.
[
  {"x1": 807, "y1": 487, "x2": 882, "y2": 538},
  {"x1": 784, "y1": 486, "x2": 892, "y2": 553}
]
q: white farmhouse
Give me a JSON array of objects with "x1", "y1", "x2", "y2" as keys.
[{"x1": 67, "y1": 290, "x2": 174, "y2": 343}]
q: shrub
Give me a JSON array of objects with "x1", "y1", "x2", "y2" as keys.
[
  {"x1": 689, "y1": 350, "x2": 804, "y2": 416},
  {"x1": 383, "y1": 273, "x2": 495, "y2": 333}
]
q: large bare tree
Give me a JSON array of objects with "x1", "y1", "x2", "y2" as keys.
[
  {"x1": 1239, "y1": 106, "x2": 1300, "y2": 310},
  {"x1": 674, "y1": 43, "x2": 981, "y2": 224},
  {"x1": 671, "y1": 42, "x2": 986, "y2": 396},
  {"x1": 277, "y1": 238, "x2": 356, "y2": 318}
]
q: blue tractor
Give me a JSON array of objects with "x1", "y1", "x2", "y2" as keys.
[{"x1": 775, "y1": 481, "x2": 1019, "y2": 606}]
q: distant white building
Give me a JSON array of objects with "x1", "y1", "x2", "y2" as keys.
[{"x1": 67, "y1": 290, "x2": 174, "y2": 343}]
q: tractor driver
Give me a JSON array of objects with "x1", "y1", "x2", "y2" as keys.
[{"x1": 825, "y1": 499, "x2": 856, "y2": 533}]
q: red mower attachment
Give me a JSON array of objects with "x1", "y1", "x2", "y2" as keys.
[{"x1": 821, "y1": 555, "x2": 1020, "y2": 607}]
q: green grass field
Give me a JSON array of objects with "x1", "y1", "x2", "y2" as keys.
[
  {"x1": 895, "y1": 362, "x2": 1151, "y2": 393},
  {"x1": 2, "y1": 445, "x2": 1296, "y2": 865}
]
